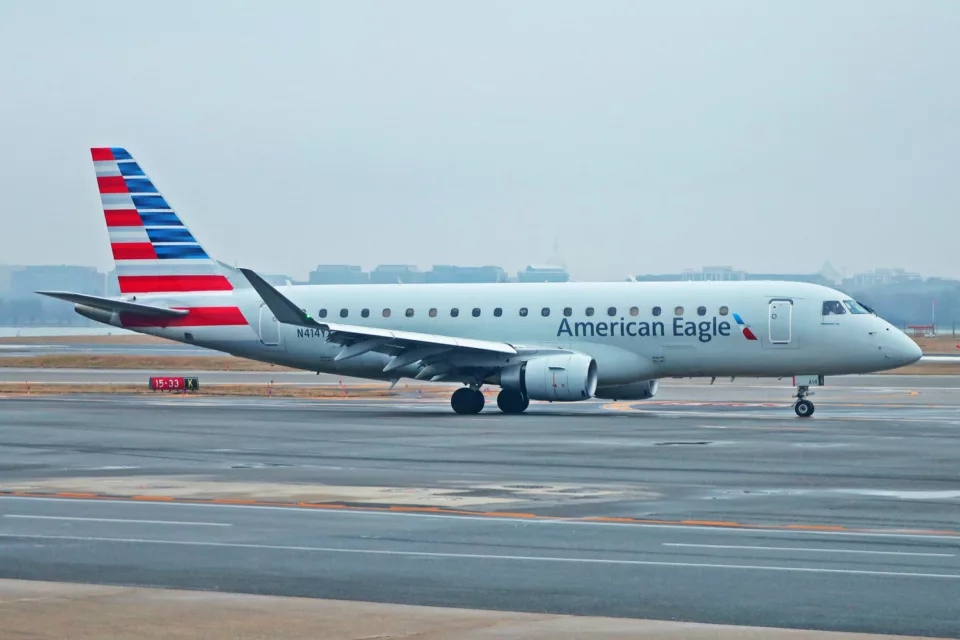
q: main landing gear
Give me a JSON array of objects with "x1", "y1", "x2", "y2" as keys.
[
  {"x1": 496, "y1": 389, "x2": 529, "y2": 414},
  {"x1": 451, "y1": 387, "x2": 485, "y2": 415},
  {"x1": 794, "y1": 385, "x2": 815, "y2": 418},
  {"x1": 450, "y1": 387, "x2": 530, "y2": 415}
]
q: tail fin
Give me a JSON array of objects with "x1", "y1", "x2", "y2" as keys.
[{"x1": 92, "y1": 147, "x2": 234, "y2": 295}]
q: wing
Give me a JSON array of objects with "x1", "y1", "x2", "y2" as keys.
[{"x1": 239, "y1": 268, "x2": 526, "y2": 381}]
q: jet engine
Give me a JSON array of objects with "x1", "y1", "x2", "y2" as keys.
[
  {"x1": 593, "y1": 379, "x2": 659, "y2": 400},
  {"x1": 500, "y1": 353, "x2": 598, "y2": 401}
]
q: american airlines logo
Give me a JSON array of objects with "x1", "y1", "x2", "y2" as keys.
[
  {"x1": 732, "y1": 313, "x2": 758, "y2": 341},
  {"x1": 556, "y1": 314, "x2": 752, "y2": 343}
]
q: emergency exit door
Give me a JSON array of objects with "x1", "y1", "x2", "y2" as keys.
[{"x1": 768, "y1": 300, "x2": 792, "y2": 344}]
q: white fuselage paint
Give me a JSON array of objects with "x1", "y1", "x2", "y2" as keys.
[{"x1": 102, "y1": 280, "x2": 921, "y2": 388}]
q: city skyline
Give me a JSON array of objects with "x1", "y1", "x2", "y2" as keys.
[{"x1": 0, "y1": 260, "x2": 950, "y2": 291}]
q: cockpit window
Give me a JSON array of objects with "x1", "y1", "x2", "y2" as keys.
[
  {"x1": 822, "y1": 301, "x2": 846, "y2": 315},
  {"x1": 843, "y1": 300, "x2": 870, "y2": 314}
]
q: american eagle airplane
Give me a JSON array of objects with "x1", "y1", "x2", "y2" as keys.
[{"x1": 39, "y1": 148, "x2": 922, "y2": 417}]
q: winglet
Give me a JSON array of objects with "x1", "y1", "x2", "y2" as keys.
[{"x1": 238, "y1": 268, "x2": 321, "y2": 328}]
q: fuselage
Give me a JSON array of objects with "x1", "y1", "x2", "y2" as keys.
[{"x1": 102, "y1": 280, "x2": 922, "y2": 387}]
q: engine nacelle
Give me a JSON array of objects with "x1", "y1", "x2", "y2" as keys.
[
  {"x1": 593, "y1": 379, "x2": 659, "y2": 400},
  {"x1": 500, "y1": 354, "x2": 598, "y2": 401}
]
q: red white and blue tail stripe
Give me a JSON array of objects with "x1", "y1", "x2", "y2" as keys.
[{"x1": 92, "y1": 147, "x2": 233, "y2": 295}]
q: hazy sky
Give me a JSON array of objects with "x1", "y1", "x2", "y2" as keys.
[{"x1": 1, "y1": 1, "x2": 958, "y2": 281}]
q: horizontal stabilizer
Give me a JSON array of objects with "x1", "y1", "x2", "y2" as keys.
[{"x1": 36, "y1": 291, "x2": 189, "y2": 318}]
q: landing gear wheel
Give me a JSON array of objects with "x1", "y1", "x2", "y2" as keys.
[
  {"x1": 497, "y1": 389, "x2": 529, "y2": 414},
  {"x1": 451, "y1": 387, "x2": 484, "y2": 415},
  {"x1": 794, "y1": 399, "x2": 815, "y2": 418}
]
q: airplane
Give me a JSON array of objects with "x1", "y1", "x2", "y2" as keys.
[{"x1": 38, "y1": 148, "x2": 922, "y2": 417}]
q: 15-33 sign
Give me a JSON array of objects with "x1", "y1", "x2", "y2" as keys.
[{"x1": 149, "y1": 376, "x2": 200, "y2": 392}]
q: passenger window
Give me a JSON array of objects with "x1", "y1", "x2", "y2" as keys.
[
  {"x1": 451, "y1": 308, "x2": 459, "y2": 317},
  {"x1": 472, "y1": 308, "x2": 481, "y2": 317},
  {"x1": 674, "y1": 306, "x2": 684, "y2": 316},
  {"x1": 564, "y1": 307, "x2": 572, "y2": 317},
  {"x1": 429, "y1": 308, "x2": 437, "y2": 317},
  {"x1": 361, "y1": 308, "x2": 370, "y2": 318},
  {"x1": 629, "y1": 306, "x2": 639, "y2": 316},
  {"x1": 541, "y1": 307, "x2": 550, "y2": 317},
  {"x1": 585, "y1": 307, "x2": 594, "y2": 317},
  {"x1": 697, "y1": 306, "x2": 706, "y2": 316},
  {"x1": 607, "y1": 307, "x2": 617, "y2": 317},
  {"x1": 318, "y1": 309, "x2": 327, "y2": 318},
  {"x1": 843, "y1": 300, "x2": 869, "y2": 314},
  {"x1": 340, "y1": 309, "x2": 349, "y2": 318},
  {"x1": 519, "y1": 307, "x2": 529, "y2": 317},
  {"x1": 494, "y1": 307, "x2": 502, "y2": 317},
  {"x1": 382, "y1": 308, "x2": 391, "y2": 318},
  {"x1": 822, "y1": 301, "x2": 846, "y2": 315},
  {"x1": 405, "y1": 308, "x2": 414, "y2": 317},
  {"x1": 719, "y1": 306, "x2": 729, "y2": 316},
  {"x1": 652, "y1": 306, "x2": 661, "y2": 316}
]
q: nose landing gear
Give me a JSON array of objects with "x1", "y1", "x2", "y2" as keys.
[{"x1": 794, "y1": 385, "x2": 815, "y2": 417}]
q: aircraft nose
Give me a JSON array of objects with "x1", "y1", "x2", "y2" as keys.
[{"x1": 889, "y1": 328, "x2": 923, "y2": 366}]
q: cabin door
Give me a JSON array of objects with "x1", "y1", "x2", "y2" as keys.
[{"x1": 768, "y1": 300, "x2": 792, "y2": 344}]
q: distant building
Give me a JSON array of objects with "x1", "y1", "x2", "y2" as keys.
[
  {"x1": 306, "y1": 264, "x2": 515, "y2": 285},
  {"x1": 263, "y1": 274, "x2": 295, "y2": 286},
  {"x1": 632, "y1": 273, "x2": 684, "y2": 282},
  {"x1": 0, "y1": 265, "x2": 20, "y2": 294},
  {"x1": 10, "y1": 265, "x2": 105, "y2": 296},
  {"x1": 845, "y1": 268, "x2": 922, "y2": 288},
  {"x1": 634, "y1": 265, "x2": 829, "y2": 286},
  {"x1": 105, "y1": 269, "x2": 121, "y2": 296},
  {"x1": 309, "y1": 265, "x2": 369, "y2": 285},
  {"x1": 635, "y1": 266, "x2": 748, "y2": 282},
  {"x1": 369, "y1": 265, "x2": 424, "y2": 284},
  {"x1": 819, "y1": 262, "x2": 842, "y2": 285},
  {"x1": 517, "y1": 265, "x2": 570, "y2": 283},
  {"x1": 745, "y1": 272, "x2": 831, "y2": 286},
  {"x1": 426, "y1": 265, "x2": 508, "y2": 284}
]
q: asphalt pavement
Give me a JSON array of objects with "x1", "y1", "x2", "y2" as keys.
[{"x1": 0, "y1": 379, "x2": 958, "y2": 637}]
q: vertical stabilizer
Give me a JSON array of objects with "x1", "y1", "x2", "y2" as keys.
[{"x1": 91, "y1": 147, "x2": 234, "y2": 295}]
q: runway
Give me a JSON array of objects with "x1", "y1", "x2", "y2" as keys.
[
  {"x1": 5, "y1": 366, "x2": 960, "y2": 390},
  {"x1": 0, "y1": 381, "x2": 959, "y2": 637},
  {"x1": 0, "y1": 342, "x2": 209, "y2": 357},
  {"x1": 0, "y1": 367, "x2": 356, "y2": 385},
  {"x1": 1, "y1": 495, "x2": 957, "y2": 637}
]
